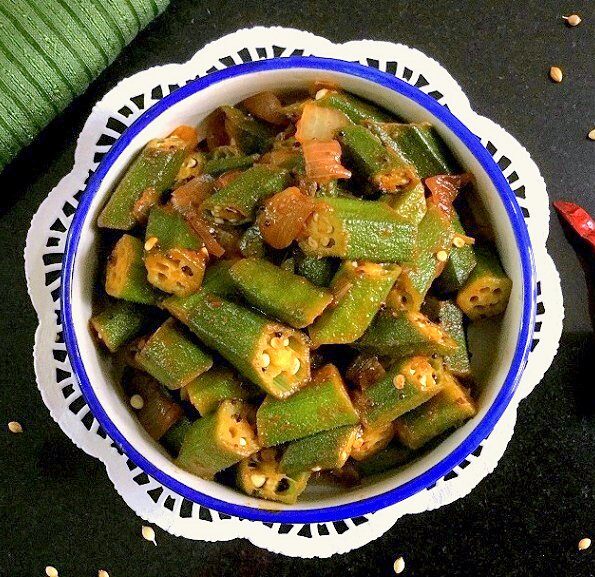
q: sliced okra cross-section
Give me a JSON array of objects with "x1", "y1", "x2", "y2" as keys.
[
  {"x1": 237, "y1": 447, "x2": 310, "y2": 504},
  {"x1": 164, "y1": 291, "x2": 310, "y2": 399},
  {"x1": 299, "y1": 196, "x2": 417, "y2": 263},
  {"x1": 308, "y1": 261, "x2": 400, "y2": 346},
  {"x1": 176, "y1": 399, "x2": 260, "y2": 479},
  {"x1": 256, "y1": 364, "x2": 360, "y2": 447},
  {"x1": 98, "y1": 135, "x2": 187, "y2": 230},
  {"x1": 229, "y1": 257, "x2": 333, "y2": 328}
]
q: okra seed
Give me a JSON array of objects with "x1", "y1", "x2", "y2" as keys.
[
  {"x1": 393, "y1": 556, "x2": 405, "y2": 574},
  {"x1": 239, "y1": 437, "x2": 247, "y2": 447},
  {"x1": 283, "y1": 337, "x2": 290, "y2": 346},
  {"x1": 186, "y1": 157, "x2": 198, "y2": 168},
  {"x1": 563, "y1": 14, "x2": 582, "y2": 26},
  {"x1": 142, "y1": 525, "x2": 157, "y2": 545},
  {"x1": 130, "y1": 394, "x2": 144, "y2": 410},
  {"x1": 144, "y1": 236, "x2": 158, "y2": 251},
  {"x1": 313, "y1": 213, "x2": 320, "y2": 222},
  {"x1": 578, "y1": 537, "x2": 591, "y2": 551},
  {"x1": 393, "y1": 374, "x2": 406, "y2": 389},
  {"x1": 270, "y1": 336, "x2": 284, "y2": 349},
  {"x1": 436, "y1": 250, "x2": 448, "y2": 262},
  {"x1": 261, "y1": 353, "x2": 271, "y2": 368},
  {"x1": 549, "y1": 66, "x2": 563, "y2": 83},
  {"x1": 320, "y1": 236, "x2": 331, "y2": 247},
  {"x1": 312, "y1": 466, "x2": 322, "y2": 472},
  {"x1": 453, "y1": 236, "x2": 465, "y2": 248},
  {"x1": 251, "y1": 474, "x2": 267, "y2": 488},
  {"x1": 214, "y1": 217, "x2": 225, "y2": 225},
  {"x1": 307, "y1": 237, "x2": 319, "y2": 249},
  {"x1": 8, "y1": 421, "x2": 23, "y2": 433},
  {"x1": 291, "y1": 358, "x2": 301, "y2": 375},
  {"x1": 45, "y1": 567, "x2": 59, "y2": 577}
]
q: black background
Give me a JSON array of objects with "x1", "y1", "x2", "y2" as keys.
[{"x1": 0, "y1": 1, "x2": 593, "y2": 576}]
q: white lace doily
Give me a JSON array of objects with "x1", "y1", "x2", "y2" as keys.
[{"x1": 24, "y1": 27, "x2": 563, "y2": 558}]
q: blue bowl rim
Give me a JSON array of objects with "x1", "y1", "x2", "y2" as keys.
[{"x1": 61, "y1": 55, "x2": 536, "y2": 524}]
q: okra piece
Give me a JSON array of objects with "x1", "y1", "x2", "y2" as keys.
[
  {"x1": 295, "y1": 252, "x2": 337, "y2": 287},
  {"x1": 145, "y1": 204, "x2": 203, "y2": 251},
  {"x1": 105, "y1": 235, "x2": 161, "y2": 305},
  {"x1": 164, "y1": 291, "x2": 310, "y2": 398},
  {"x1": 356, "y1": 356, "x2": 444, "y2": 427},
  {"x1": 136, "y1": 318, "x2": 213, "y2": 390},
  {"x1": 185, "y1": 367, "x2": 259, "y2": 416},
  {"x1": 200, "y1": 259, "x2": 237, "y2": 297},
  {"x1": 437, "y1": 217, "x2": 477, "y2": 292},
  {"x1": 394, "y1": 372, "x2": 476, "y2": 449},
  {"x1": 127, "y1": 371, "x2": 183, "y2": 441},
  {"x1": 299, "y1": 196, "x2": 417, "y2": 263},
  {"x1": 203, "y1": 153, "x2": 259, "y2": 176},
  {"x1": 338, "y1": 125, "x2": 418, "y2": 193},
  {"x1": 350, "y1": 422, "x2": 394, "y2": 461},
  {"x1": 161, "y1": 416, "x2": 192, "y2": 456},
  {"x1": 229, "y1": 258, "x2": 333, "y2": 328},
  {"x1": 423, "y1": 298, "x2": 471, "y2": 378},
  {"x1": 237, "y1": 448, "x2": 310, "y2": 504},
  {"x1": 280, "y1": 425, "x2": 359, "y2": 477},
  {"x1": 386, "y1": 202, "x2": 455, "y2": 311},
  {"x1": 379, "y1": 182, "x2": 427, "y2": 226},
  {"x1": 221, "y1": 106, "x2": 275, "y2": 155},
  {"x1": 239, "y1": 225, "x2": 267, "y2": 258},
  {"x1": 456, "y1": 245, "x2": 512, "y2": 320},
  {"x1": 98, "y1": 135, "x2": 187, "y2": 230},
  {"x1": 316, "y1": 90, "x2": 394, "y2": 124},
  {"x1": 355, "y1": 310, "x2": 458, "y2": 359},
  {"x1": 309, "y1": 261, "x2": 400, "y2": 346},
  {"x1": 90, "y1": 300, "x2": 147, "y2": 352},
  {"x1": 356, "y1": 444, "x2": 413, "y2": 476},
  {"x1": 201, "y1": 165, "x2": 290, "y2": 225},
  {"x1": 176, "y1": 399, "x2": 260, "y2": 479},
  {"x1": 369, "y1": 122, "x2": 458, "y2": 179},
  {"x1": 256, "y1": 364, "x2": 360, "y2": 446}
]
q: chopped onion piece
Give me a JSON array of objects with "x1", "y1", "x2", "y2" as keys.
[
  {"x1": 302, "y1": 139, "x2": 351, "y2": 184},
  {"x1": 242, "y1": 91, "x2": 287, "y2": 125},
  {"x1": 295, "y1": 102, "x2": 350, "y2": 143}
]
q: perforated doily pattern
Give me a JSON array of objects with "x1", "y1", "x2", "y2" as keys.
[{"x1": 25, "y1": 27, "x2": 563, "y2": 558}]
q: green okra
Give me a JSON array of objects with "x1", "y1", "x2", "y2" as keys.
[
  {"x1": 437, "y1": 217, "x2": 477, "y2": 292},
  {"x1": 239, "y1": 225, "x2": 267, "y2": 258},
  {"x1": 456, "y1": 245, "x2": 512, "y2": 320},
  {"x1": 337, "y1": 125, "x2": 418, "y2": 193},
  {"x1": 299, "y1": 196, "x2": 417, "y2": 263},
  {"x1": 386, "y1": 202, "x2": 455, "y2": 311},
  {"x1": 145, "y1": 204, "x2": 202, "y2": 251},
  {"x1": 105, "y1": 235, "x2": 161, "y2": 305},
  {"x1": 316, "y1": 180, "x2": 350, "y2": 198},
  {"x1": 203, "y1": 153, "x2": 259, "y2": 176},
  {"x1": 136, "y1": 318, "x2": 213, "y2": 390},
  {"x1": 90, "y1": 300, "x2": 147, "y2": 352},
  {"x1": 201, "y1": 165, "x2": 290, "y2": 225},
  {"x1": 185, "y1": 367, "x2": 259, "y2": 416},
  {"x1": 161, "y1": 416, "x2": 193, "y2": 456},
  {"x1": 256, "y1": 364, "x2": 360, "y2": 447},
  {"x1": 280, "y1": 425, "x2": 359, "y2": 477},
  {"x1": 316, "y1": 90, "x2": 394, "y2": 124},
  {"x1": 423, "y1": 298, "x2": 471, "y2": 378},
  {"x1": 295, "y1": 252, "x2": 337, "y2": 287},
  {"x1": 164, "y1": 290, "x2": 310, "y2": 398},
  {"x1": 309, "y1": 261, "x2": 400, "y2": 346},
  {"x1": 394, "y1": 372, "x2": 476, "y2": 449},
  {"x1": 221, "y1": 106, "x2": 275, "y2": 154},
  {"x1": 230, "y1": 258, "x2": 333, "y2": 328},
  {"x1": 176, "y1": 399, "x2": 260, "y2": 479},
  {"x1": 98, "y1": 135, "x2": 187, "y2": 230},
  {"x1": 369, "y1": 122, "x2": 458, "y2": 179},
  {"x1": 380, "y1": 182, "x2": 427, "y2": 226},
  {"x1": 200, "y1": 260, "x2": 237, "y2": 298},
  {"x1": 355, "y1": 444, "x2": 413, "y2": 476},
  {"x1": 237, "y1": 448, "x2": 310, "y2": 504},
  {"x1": 355, "y1": 310, "x2": 458, "y2": 359},
  {"x1": 356, "y1": 356, "x2": 444, "y2": 427}
]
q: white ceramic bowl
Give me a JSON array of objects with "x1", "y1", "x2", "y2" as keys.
[{"x1": 61, "y1": 57, "x2": 536, "y2": 523}]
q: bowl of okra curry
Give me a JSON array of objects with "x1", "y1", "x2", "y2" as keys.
[{"x1": 62, "y1": 57, "x2": 536, "y2": 523}]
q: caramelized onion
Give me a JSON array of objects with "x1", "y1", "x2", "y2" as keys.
[{"x1": 302, "y1": 139, "x2": 351, "y2": 184}]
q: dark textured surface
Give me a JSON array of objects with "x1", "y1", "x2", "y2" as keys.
[{"x1": 0, "y1": 1, "x2": 594, "y2": 576}]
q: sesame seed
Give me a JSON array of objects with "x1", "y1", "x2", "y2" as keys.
[
  {"x1": 315, "y1": 89, "x2": 330, "y2": 100},
  {"x1": 563, "y1": 14, "x2": 582, "y2": 26},
  {"x1": 578, "y1": 537, "x2": 591, "y2": 551},
  {"x1": 142, "y1": 525, "x2": 157, "y2": 545},
  {"x1": 214, "y1": 217, "x2": 225, "y2": 225},
  {"x1": 130, "y1": 395, "x2": 144, "y2": 410},
  {"x1": 144, "y1": 237, "x2": 158, "y2": 251},
  {"x1": 393, "y1": 374, "x2": 406, "y2": 390},
  {"x1": 45, "y1": 567, "x2": 59, "y2": 577},
  {"x1": 453, "y1": 236, "x2": 465, "y2": 248},
  {"x1": 251, "y1": 474, "x2": 267, "y2": 488},
  {"x1": 8, "y1": 421, "x2": 23, "y2": 433},
  {"x1": 393, "y1": 556, "x2": 405, "y2": 574},
  {"x1": 588, "y1": 129, "x2": 595, "y2": 141},
  {"x1": 261, "y1": 353, "x2": 271, "y2": 368},
  {"x1": 549, "y1": 66, "x2": 563, "y2": 83},
  {"x1": 98, "y1": 571, "x2": 110, "y2": 577},
  {"x1": 436, "y1": 250, "x2": 448, "y2": 262},
  {"x1": 200, "y1": 246, "x2": 209, "y2": 256}
]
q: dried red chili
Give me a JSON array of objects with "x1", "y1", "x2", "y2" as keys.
[{"x1": 553, "y1": 201, "x2": 595, "y2": 254}]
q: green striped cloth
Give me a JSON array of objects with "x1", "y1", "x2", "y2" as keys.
[{"x1": 0, "y1": 0, "x2": 169, "y2": 171}]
